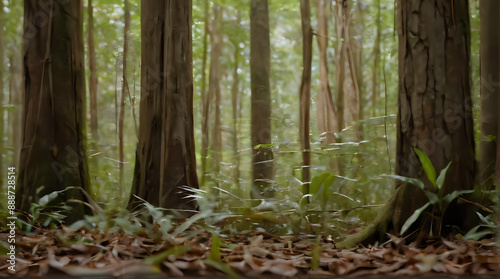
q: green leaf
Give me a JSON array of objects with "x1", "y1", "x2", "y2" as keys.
[
  {"x1": 442, "y1": 190, "x2": 474, "y2": 206},
  {"x1": 400, "y1": 202, "x2": 430, "y2": 235},
  {"x1": 414, "y1": 148, "x2": 437, "y2": 188},
  {"x1": 436, "y1": 162, "x2": 452, "y2": 190},
  {"x1": 310, "y1": 236, "x2": 322, "y2": 270},
  {"x1": 309, "y1": 173, "x2": 330, "y2": 196},
  {"x1": 381, "y1": 174, "x2": 426, "y2": 191},
  {"x1": 424, "y1": 192, "x2": 440, "y2": 205},
  {"x1": 144, "y1": 246, "x2": 190, "y2": 266},
  {"x1": 204, "y1": 232, "x2": 238, "y2": 279}
]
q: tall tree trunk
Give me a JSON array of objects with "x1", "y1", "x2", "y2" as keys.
[
  {"x1": 0, "y1": 0, "x2": 4, "y2": 187},
  {"x1": 209, "y1": 4, "x2": 222, "y2": 182},
  {"x1": 393, "y1": 0, "x2": 475, "y2": 236},
  {"x1": 231, "y1": 13, "x2": 242, "y2": 189},
  {"x1": 200, "y1": 0, "x2": 209, "y2": 186},
  {"x1": 316, "y1": 0, "x2": 337, "y2": 145},
  {"x1": 299, "y1": 0, "x2": 312, "y2": 193},
  {"x1": 334, "y1": 0, "x2": 347, "y2": 133},
  {"x1": 250, "y1": 0, "x2": 274, "y2": 199},
  {"x1": 119, "y1": 0, "x2": 130, "y2": 189},
  {"x1": 88, "y1": 0, "x2": 98, "y2": 138},
  {"x1": 129, "y1": 0, "x2": 198, "y2": 211},
  {"x1": 479, "y1": 0, "x2": 500, "y2": 189},
  {"x1": 371, "y1": 0, "x2": 381, "y2": 117},
  {"x1": 17, "y1": 0, "x2": 90, "y2": 223}
]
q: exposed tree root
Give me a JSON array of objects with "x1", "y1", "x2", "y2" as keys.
[{"x1": 336, "y1": 189, "x2": 398, "y2": 249}]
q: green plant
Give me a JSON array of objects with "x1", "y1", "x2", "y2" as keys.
[{"x1": 384, "y1": 148, "x2": 473, "y2": 237}]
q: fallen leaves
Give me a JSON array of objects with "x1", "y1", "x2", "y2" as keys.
[{"x1": 1, "y1": 225, "x2": 499, "y2": 277}]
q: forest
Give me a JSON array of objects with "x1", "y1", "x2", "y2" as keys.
[{"x1": 0, "y1": 0, "x2": 499, "y2": 277}]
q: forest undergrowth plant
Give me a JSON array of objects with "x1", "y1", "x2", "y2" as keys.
[{"x1": 384, "y1": 148, "x2": 474, "y2": 238}]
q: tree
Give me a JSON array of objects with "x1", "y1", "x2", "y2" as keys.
[
  {"x1": 338, "y1": 0, "x2": 476, "y2": 247},
  {"x1": 87, "y1": 0, "x2": 98, "y2": 138},
  {"x1": 479, "y1": 0, "x2": 500, "y2": 189},
  {"x1": 129, "y1": 0, "x2": 198, "y2": 211},
  {"x1": 17, "y1": 0, "x2": 90, "y2": 223},
  {"x1": 299, "y1": 0, "x2": 312, "y2": 192},
  {"x1": 250, "y1": 0, "x2": 273, "y2": 199},
  {"x1": 316, "y1": 0, "x2": 337, "y2": 145}
]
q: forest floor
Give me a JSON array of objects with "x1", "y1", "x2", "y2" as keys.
[{"x1": 1, "y1": 226, "x2": 499, "y2": 278}]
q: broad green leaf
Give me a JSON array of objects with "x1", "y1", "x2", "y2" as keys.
[
  {"x1": 436, "y1": 162, "x2": 452, "y2": 190},
  {"x1": 381, "y1": 174, "x2": 426, "y2": 191},
  {"x1": 400, "y1": 202, "x2": 430, "y2": 235},
  {"x1": 476, "y1": 212, "x2": 494, "y2": 226},
  {"x1": 414, "y1": 148, "x2": 437, "y2": 188},
  {"x1": 309, "y1": 173, "x2": 330, "y2": 196},
  {"x1": 463, "y1": 224, "x2": 496, "y2": 241},
  {"x1": 144, "y1": 245, "x2": 190, "y2": 266}
]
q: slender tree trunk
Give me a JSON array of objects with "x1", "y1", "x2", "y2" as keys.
[
  {"x1": 250, "y1": 0, "x2": 274, "y2": 199},
  {"x1": 334, "y1": 0, "x2": 346, "y2": 132},
  {"x1": 88, "y1": 0, "x2": 98, "y2": 137},
  {"x1": 479, "y1": 0, "x2": 500, "y2": 189},
  {"x1": 231, "y1": 13, "x2": 242, "y2": 189},
  {"x1": 393, "y1": 0, "x2": 475, "y2": 236},
  {"x1": 0, "y1": 0, "x2": 4, "y2": 187},
  {"x1": 209, "y1": 4, "x2": 222, "y2": 181},
  {"x1": 316, "y1": 0, "x2": 337, "y2": 145},
  {"x1": 17, "y1": 0, "x2": 90, "y2": 223},
  {"x1": 371, "y1": 0, "x2": 381, "y2": 117},
  {"x1": 119, "y1": 0, "x2": 130, "y2": 189},
  {"x1": 129, "y1": 0, "x2": 198, "y2": 211},
  {"x1": 299, "y1": 0, "x2": 312, "y2": 193},
  {"x1": 200, "y1": 0, "x2": 209, "y2": 186}
]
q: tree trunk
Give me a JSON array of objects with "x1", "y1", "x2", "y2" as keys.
[
  {"x1": 250, "y1": 0, "x2": 274, "y2": 199},
  {"x1": 200, "y1": 0, "x2": 209, "y2": 186},
  {"x1": 231, "y1": 13, "x2": 242, "y2": 189},
  {"x1": 299, "y1": 0, "x2": 312, "y2": 193},
  {"x1": 119, "y1": 0, "x2": 130, "y2": 189},
  {"x1": 129, "y1": 0, "x2": 198, "y2": 211},
  {"x1": 479, "y1": 0, "x2": 500, "y2": 189},
  {"x1": 0, "y1": 0, "x2": 4, "y2": 188},
  {"x1": 393, "y1": 0, "x2": 475, "y2": 235},
  {"x1": 371, "y1": 0, "x2": 381, "y2": 117},
  {"x1": 17, "y1": 0, "x2": 90, "y2": 223},
  {"x1": 87, "y1": 0, "x2": 98, "y2": 138},
  {"x1": 316, "y1": 0, "x2": 337, "y2": 145},
  {"x1": 334, "y1": 0, "x2": 346, "y2": 132},
  {"x1": 209, "y1": 4, "x2": 222, "y2": 182}
]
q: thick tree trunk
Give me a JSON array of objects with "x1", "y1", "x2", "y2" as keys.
[
  {"x1": 17, "y1": 0, "x2": 89, "y2": 223},
  {"x1": 299, "y1": 0, "x2": 312, "y2": 192},
  {"x1": 0, "y1": 0, "x2": 4, "y2": 188},
  {"x1": 393, "y1": 0, "x2": 475, "y2": 235},
  {"x1": 479, "y1": 0, "x2": 500, "y2": 189},
  {"x1": 250, "y1": 0, "x2": 274, "y2": 199},
  {"x1": 316, "y1": 0, "x2": 337, "y2": 145},
  {"x1": 130, "y1": 0, "x2": 198, "y2": 211}
]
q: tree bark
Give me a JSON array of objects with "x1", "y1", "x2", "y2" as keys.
[
  {"x1": 119, "y1": 0, "x2": 130, "y2": 189},
  {"x1": 231, "y1": 13, "x2": 242, "y2": 189},
  {"x1": 17, "y1": 0, "x2": 90, "y2": 223},
  {"x1": 250, "y1": 0, "x2": 274, "y2": 199},
  {"x1": 209, "y1": 4, "x2": 222, "y2": 181},
  {"x1": 371, "y1": 0, "x2": 381, "y2": 117},
  {"x1": 316, "y1": 0, "x2": 337, "y2": 145},
  {"x1": 479, "y1": 0, "x2": 500, "y2": 189},
  {"x1": 299, "y1": 0, "x2": 313, "y2": 192},
  {"x1": 129, "y1": 0, "x2": 198, "y2": 211},
  {"x1": 393, "y1": 0, "x2": 475, "y2": 235},
  {"x1": 0, "y1": 0, "x2": 4, "y2": 187},
  {"x1": 200, "y1": 0, "x2": 209, "y2": 186},
  {"x1": 87, "y1": 0, "x2": 98, "y2": 137}
]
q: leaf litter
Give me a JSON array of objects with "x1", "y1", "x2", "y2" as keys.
[{"x1": 1, "y1": 225, "x2": 499, "y2": 277}]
